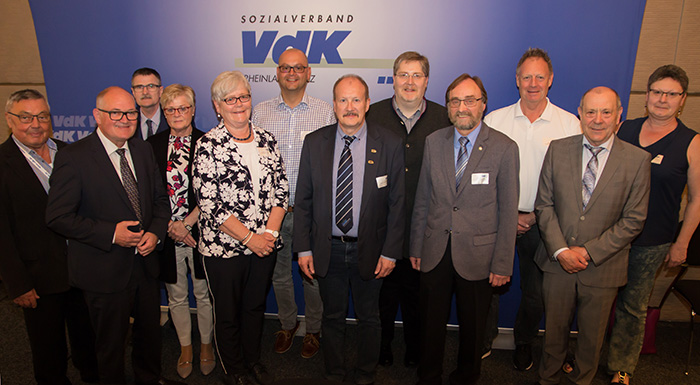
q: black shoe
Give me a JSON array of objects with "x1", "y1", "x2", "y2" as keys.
[
  {"x1": 224, "y1": 373, "x2": 257, "y2": 385},
  {"x1": 513, "y1": 344, "x2": 533, "y2": 371},
  {"x1": 249, "y1": 362, "x2": 273, "y2": 385},
  {"x1": 379, "y1": 345, "x2": 393, "y2": 367}
]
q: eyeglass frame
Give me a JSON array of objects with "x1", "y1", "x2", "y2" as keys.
[
  {"x1": 278, "y1": 65, "x2": 308, "y2": 74},
  {"x1": 222, "y1": 94, "x2": 252, "y2": 105},
  {"x1": 648, "y1": 89, "x2": 685, "y2": 99},
  {"x1": 163, "y1": 106, "x2": 192, "y2": 115},
  {"x1": 395, "y1": 72, "x2": 426, "y2": 81},
  {"x1": 7, "y1": 111, "x2": 51, "y2": 124},
  {"x1": 131, "y1": 83, "x2": 161, "y2": 91},
  {"x1": 447, "y1": 97, "x2": 484, "y2": 108},
  {"x1": 96, "y1": 108, "x2": 139, "y2": 121}
]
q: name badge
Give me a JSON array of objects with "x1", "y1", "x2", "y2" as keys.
[
  {"x1": 471, "y1": 173, "x2": 489, "y2": 185},
  {"x1": 376, "y1": 175, "x2": 388, "y2": 188},
  {"x1": 651, "y1": 154, "x2": 663, "y2": 165}
]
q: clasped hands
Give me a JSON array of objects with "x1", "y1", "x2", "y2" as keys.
[{"x1": 114, "y1": 220, "x2": 158, "y2": 256}]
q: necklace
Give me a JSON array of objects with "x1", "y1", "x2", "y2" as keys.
[{"x1": 231, "y1": 123, "x2": 252, "y2": 141}]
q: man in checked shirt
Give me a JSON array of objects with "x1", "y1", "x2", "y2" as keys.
[{"x1": 251, "y1": 48, "x2": 336, "y2": 359}]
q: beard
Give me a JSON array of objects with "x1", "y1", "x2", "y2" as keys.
[{"x1": 450, "y1": 110, "x2": 481, "y2": 132}]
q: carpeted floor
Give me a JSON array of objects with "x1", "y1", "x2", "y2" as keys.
[{"x1": 0, "y1": 284, "x2": 698, "y2": 384}]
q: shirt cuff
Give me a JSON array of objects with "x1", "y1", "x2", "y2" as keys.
[
  {"x1": 552, "y1": 247, "x2": 569, "y2": 262},
  {"x1": 298, "y1": 251, "x2": 312, "y2": 258},
  {"x1": 380, "y1": 255, "x2": 396, "y2": 263}
]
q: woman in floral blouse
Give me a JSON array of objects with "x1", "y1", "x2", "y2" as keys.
[
  {"x1": 147, "y1": 84, "x2": 215, "y2": 379},
  {"x1": 193, "y1": 71, "x2": 288, "y2": 385}
]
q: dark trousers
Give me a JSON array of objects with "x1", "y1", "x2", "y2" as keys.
[
  {"x1": 317, "y1": 239, "x2": 383, "y2": 385},
  {"x1": 513, "y1": 224, "x2": 544, "y2": 345},
  {"x1": 379, "y1": 258, "x2": 420, "y2": 359},
  {"x1": 418, "y1": 241, "x2": 492, "y2": 385},
  {"x1": 23, "y1": 286, "x2": 98, "y2": 385},
  {"x1": 203, "y1": 252, "x2": 276, "y2": 375},
  {"x1": 83, "y1": 255, "x2": 161, "y2": 385}
]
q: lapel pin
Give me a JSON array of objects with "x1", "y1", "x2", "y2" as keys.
[
  {"x1": 368, "y1": 160, "x2": 375, "y2": 164},
  {"x1": 478, "y1": 146, "x2": 483, "y2": 151},
  {"x1": 371, "y1": 148, "x2": 377, "y2": 153}
]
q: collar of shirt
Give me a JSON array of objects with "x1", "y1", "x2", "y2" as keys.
[
  {"x1": 453, "y1": 121, "x2": 482, "y2": 163},
  {"x1": 581, "y1": 133, "x2": 615, "y2": 182},
  {"x1": 336, "y1": 121, "x2": 368, "y2": 143},
  {"x1": 12, "y1": 135, "x2": 57, "y2": 192},
  {"x1": 141, "y1": 106, "x2": 162, "y2": 134},
  {"x1": 96, "y1": 128, "x2": 137, "y2": 181},
  {"x1": 514, "y1": 97, "x2": 554, "y2": 122},
  {"x1": 275, "y1": 92, "x2": 310, "y2": 111},
  {"x1": 392, "y1": 96, "x2": 426, "y2": 122},
  {"x1": 12, "y1": 134, "x2": 58, "y2": 161}
]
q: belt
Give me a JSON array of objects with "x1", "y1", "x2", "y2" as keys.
[{"x1": 332, "y1": 235, "x2": 358, "y2": 243}]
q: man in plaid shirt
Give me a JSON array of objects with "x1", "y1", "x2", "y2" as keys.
[{"x1": 251, "y1": 48, "x2": 335, "y2": 359}]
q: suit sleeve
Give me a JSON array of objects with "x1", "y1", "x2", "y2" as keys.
[
  {"x1": 380, "y1": 136, "x2": 406, "y2": 260},
  {"x1": 46, "y1": 149, "x2": 115, "y2": 251},
  {"x1": 0, "y1": 178, "x2": 33, "y2": 299},
  {"x1": 584, "y1": 152, "x2": 651, "y2": 265},
  {"x1": 535, "y1": 144, "x2": 569, "y2": 257},
  {"x1": 490, "y1": 140, "x2": 519, "y2": 276},
  {"x1": 292, "y1": 136, "x2": 314, "y2": 254},
  {"x1": 409, "y1": 136, "x2": 433, "y2": 259}
]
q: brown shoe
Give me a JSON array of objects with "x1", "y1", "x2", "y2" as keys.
[
  {"x1": 301, "y1": 332, "x2": 320, "y2": 358},
  {"x1": 273, "y1": 320, "x2": 300, "y2": 353}
]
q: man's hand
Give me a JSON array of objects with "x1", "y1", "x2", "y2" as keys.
[
  {"x1": 410, "y1": 256, "x2": 421, "y2": 271},
  {"x1": 114, "y1": 220, "x2": 144, "y2": 247},
  {"x1": 665, "y1": 242, "x2": 687, "y2": 268},
  {"x1": 517, "y1": 212, "x2": 536, "y2": 235},
  {"x1": 13, "y1": 289, "x2": 39, "y2": 308},
  {"x1": 299, "y1": 255, "x2": 315, "y2": 279},
  {"x1": 557, "y1": 249, "x2": 588, "y2": 274},
  {"x1": 489, "y1": 273, "x2": 511, "y2": 287},
  {"x1": 136, "y1": 232, "x2": 158, "y2": 256},
  {"x1": 374, "y1": 258, "x2": 396, "y2": 279}
]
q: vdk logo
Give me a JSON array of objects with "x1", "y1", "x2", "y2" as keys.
[{"x1": 242, "y1": 31, "x2": 351, "y2": 64}]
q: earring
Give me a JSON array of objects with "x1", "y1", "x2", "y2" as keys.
[{"x1": 216, "y1": 113, "x2": 222, "y2": 120}]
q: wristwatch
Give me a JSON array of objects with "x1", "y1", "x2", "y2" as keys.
[
  {"x1": 265, "y1": 229, "x2": 279, "y2": 238},
  {"x1": 182, "y1": 221, "x2": 193, "y2": 232}
]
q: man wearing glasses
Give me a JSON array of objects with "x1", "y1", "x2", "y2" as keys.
[
  {"x1": 365, "y1": 51, "x2": 451, "y2": 368},
  {"x1": 482, "y1": 48, "x2": 580, "y2": 370},
  {"x1": 410, "y1": 74, "x2": 519, "y2": 385},
  {"x1": 1, "y1": 89, "x2": 98, "y2": 384},
  {"x1": 251, "y1": 48, "x2": 335, "y2": 359},
  {"x1": 47, "y1": 87, "x2": 180, "y2": 385},
  {"x1": 131, "y1": 67, "x2": 169, "y2": 140}
]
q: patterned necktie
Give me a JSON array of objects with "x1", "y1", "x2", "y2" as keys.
[
  {"x1": 455, "y1": 136, "x2": 470, "y2": 190},
  {"x1": 116, "y1": 148, "x2": 143, "y2": 223},
  {"x1": 335, "y1": 135, "x2": 355, "y2": 234},
  {"x1": 582, "y1": 144, "x2": 603, "y2": 209},
  {"x1": 146, "y1": 119, "x2": 154, "y2": 136}
]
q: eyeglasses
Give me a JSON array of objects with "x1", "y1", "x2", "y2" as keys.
[
  {"x1": 163, "y1": 106, "x2": 192, "y2": 115},
  {"x1": 278, "y1": 65, "x2": 308, "y2": 73},
  {"x1": 7, "y1": 111, "x2": 51, "y2": 124},
  {"x1": 222, "y1": 94, "x2": 251, "y2": 105},
  {"x1": 97, "y1": 108, "x2": 139, "y2": 121},
  {"x1": 649, "y1": 89, "x2": 685, "y2": 99},
  {"x1": 131, "y1": 83, "x2": 161, "y2": 91},
  {"x1": 448, "y1": 97, "x2": 483, "y2": 108},
  {"x1": 396, "y1": 72, "x2": 426, "y2": 81}
]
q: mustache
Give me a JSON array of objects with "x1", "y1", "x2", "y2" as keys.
[
  {"x1": 454, "y1": 111, "x2": 473, "y2": 118},
  {"x1": 343, "y1": 112, "x2": 359, "y2": 118}
]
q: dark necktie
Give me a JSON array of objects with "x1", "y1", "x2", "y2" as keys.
[
  {"x1": 116, "y1": 148, "x2": 142, "y2": 223},
  {"x1": 582, "y1": 144, "x2": 603, "y2": 209},
  {"x1": 336, "y1": 135, "x2": 355, "y2": 234},
  {"x1": 455, "y1": 136, "x2": 470, "y2": 190},
  {"x1": 146, "y1": 119, "x2": 154, "y2": 137}
]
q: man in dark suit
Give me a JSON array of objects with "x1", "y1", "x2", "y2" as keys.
[
  {"x1": 294, "y1": 74, "x2": 405, "y2": 385},
  {"x1": 0, "y1": 89, "x2": 98, "y2": 384},
  {"x1": 534, "y1": 87, "x2": 651, "y2": 385},
  {"x1": 365, "y1": 51, "x2": 451, "y2": 368},
  {"x1": 131, "y1": 67, "x2": 169, "y2": 140},
  {"x1": 46, "y1": 86, "x2": 180, "y2": 385},
  {"x1": 410, "y1": 74, "x2": 520, "y2": 385}
]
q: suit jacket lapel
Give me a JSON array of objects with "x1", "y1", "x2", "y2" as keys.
[
  {"x1": 585, "y1": 136, "x2": 623, "y2": 211},
  {"x1": 129, "y1": 140, "x2": 150, "y2": 216},
  {"x1": 4, "y1": 139, "x2": 48, "y2": 201},
  {"x1": 457, "y1": 124, "x2": 490, "y2": 196},
  {"x1": 321, "y1": 126, "x2": 336, "y2": 216},
  {"x1": 89, "y1": 133, "x2": 134, "y2": 211},
  {"x1": 360, "y1": 124, "x2": 380, "y2": 220},
  {"x1": 439, "y1": 127, "x2": 457, "y2": 196},
  {"x1": 569, "y1": 136, "x2": 585, "y2": 213}
]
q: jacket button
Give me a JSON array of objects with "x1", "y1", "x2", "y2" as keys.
[
  {"x1": 453, "y1": 207, "x2": 459, "y2": 211},
  {"x1": 570, "y1": 237, "x2": 576, "y2": 241},
  {"x1": 580, "y1": 216, "x2": 585, "y2": 221},
  {"x1": 406, "y1": 143, "x2": 411, "y2": 148}
]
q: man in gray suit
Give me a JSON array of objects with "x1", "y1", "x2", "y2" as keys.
[
  {"x1": 410, "y1": 73, "x2": 519, "y2": 385},
  {"x1": 534, "y1": 86, "x2": 651, "y2": 385}
]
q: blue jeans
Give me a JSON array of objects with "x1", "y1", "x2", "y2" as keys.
[
  {"x1": 272, "y1": 213, "x2": 323, "y2": 333},
  {"x1": 317, "y1": 239, "x2": 382, "y2": 385},
  {"x1": 607, "y1": 243, "x2": 669, "y2": 374}
]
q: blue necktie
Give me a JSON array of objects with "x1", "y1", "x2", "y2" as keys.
[
  {"x1": 455, "y1": 136, "x2": 469, "y2": 190},
  {"x1": 336, "y1": 135, "x2": 355, "y2": 233}
]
